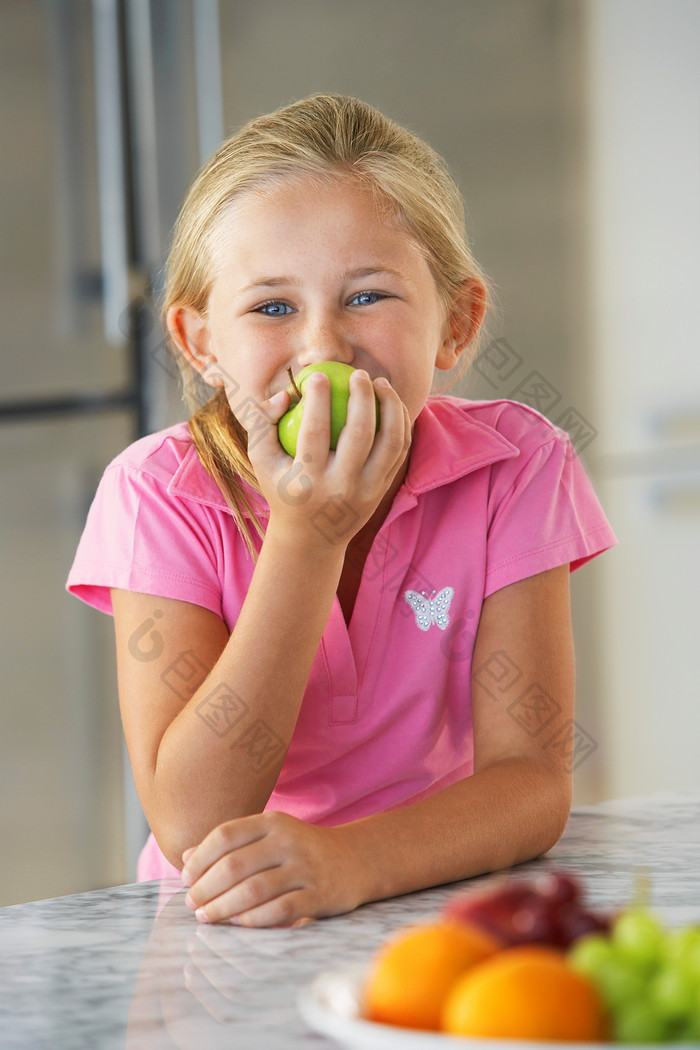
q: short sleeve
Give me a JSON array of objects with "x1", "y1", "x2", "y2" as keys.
[
  {"x1": 66, "y1": 462, "x2": 225, "y2": 617},
  {"x1": 484, "y1": 425, "x2": 618, "y2": 598}
]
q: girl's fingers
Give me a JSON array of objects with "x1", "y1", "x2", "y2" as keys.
[
  {"x1": 181, "y1": 814, "x2": 268, "y2": 885},
  {"x1": 228, "y1": 889, "x2": 315, "y2": 929},
  {"x1": 238, "y1": 369, "x2": 410, "y2": 547},
  {"x1": 359, "y1": 378, "x2": 411, "y2": 479},
  {"x1": 185, "y1": 837, "x2": 282, "y2": 914},
  {"x1": 245, "y1": 388, "x2": 290, "y2": 430},
  {"x1": 182, "y1": 815, "x2": 353, "y2": 927},
  {"x1": 293, "y1": 371, "x2": 331, "y2": 463},
  {"x1": 372, "y1": 375, "x2": 409, "y2": 439},
  {"x1": 235, "y1": 389, "x2": 290, "y2": 465},
  {"x1": 197, "y1": 867, "x2": 309, "y2": 927},
  {"x1": 334, "y1": 369, "x2": 380, "y2": 459}
]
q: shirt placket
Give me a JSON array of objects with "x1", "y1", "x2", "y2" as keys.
[{"x1": 321, "y1": 490, "x2": 419, "y2": 724}]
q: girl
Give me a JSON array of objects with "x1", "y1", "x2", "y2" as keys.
[{"x1": 67, "y1": 94, "x2": 617, "y2": 928}]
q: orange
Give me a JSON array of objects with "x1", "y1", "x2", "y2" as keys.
[
  {"x1": 441, "y1": 945, "x2": 609, "y2": 1041},
  {"x1": 363, "y1": 920, "x2": 501, "y2": 1031}
]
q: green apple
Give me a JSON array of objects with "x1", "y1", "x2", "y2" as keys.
[{"x1": 277, "y1": 362, "x2": 380, "y2": 457}]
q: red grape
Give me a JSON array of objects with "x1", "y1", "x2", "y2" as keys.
[
  {"x1": 557, "y1": 905, "x2": 612, "y2": 947},
  {"x1": 534, "y1": 871, "x2": 581, "y2": 907},
  {"x1": 444, "y1": 869, "x2": 611, "y2": 951},
  {"x1": 510, "y1": 898, "x2": 561, "y2": 945}
]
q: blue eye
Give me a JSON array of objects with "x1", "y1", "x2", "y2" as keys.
[
  {"x1": 350, "y1": 291, "x2": 386, "y2": 306},
  {"x1": 256, "y1": 301, "x2": 294, "y2": 316},
  {"x1": 255, "y1": 292, "x2": 387, "y2": 315}
]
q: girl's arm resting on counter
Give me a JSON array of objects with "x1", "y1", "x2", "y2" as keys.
[
  {"x1": 335, "y1": 563, "x2": 575, "y2": 907},
  {"x1": 111, "y1": 528, "x2": 347, "y2": 869}
]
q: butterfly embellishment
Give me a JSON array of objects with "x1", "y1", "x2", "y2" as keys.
[{"x1": 404, "y1": 587, "x2": 455, "y2": 631}]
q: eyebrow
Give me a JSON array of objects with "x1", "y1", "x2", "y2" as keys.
[{"x1": 235, "y1": 266, "x2": 408, "y2": 297}]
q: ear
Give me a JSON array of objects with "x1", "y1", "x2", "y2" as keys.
[
  {"x1": 435, "y1": 279, "x2": 488, "y2": 371},
  {"x1": 166, "y1": 305, "x2": 224, "y2": 387}
]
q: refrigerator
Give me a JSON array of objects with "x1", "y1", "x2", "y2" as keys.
[{"x1": 0, "y1": 0, "x2": 224, "y2": 905}]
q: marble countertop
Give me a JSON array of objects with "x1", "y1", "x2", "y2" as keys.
[{"x1": 1, "y1": 791, "x2": 699, "y2": 1049}]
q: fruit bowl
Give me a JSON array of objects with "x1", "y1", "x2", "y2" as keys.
[
  {"x1": 298, "y1": 871, "x2": 700, "y2": 1045},
  {"x1": 297, "y1": 967, "x2": 673, "y2": 1049}
]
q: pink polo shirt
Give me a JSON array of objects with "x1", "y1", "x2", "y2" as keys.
[{"x1": 67, "y1": 396, "x2": 617, "y2": 880}]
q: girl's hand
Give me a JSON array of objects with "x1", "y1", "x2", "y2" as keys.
[
  {"x1": 241, "y1": 370, "x2": 410, "y2": 551},
  {"x1": 180, "y1": 811, "x2": 364, "y2": 927}
]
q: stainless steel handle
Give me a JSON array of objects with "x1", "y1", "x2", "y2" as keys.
[
  {"x1": 124, "y1": 0, "x2": 160, "y2": 273},
  {"x1": 193, "y1": 0, "x2": 224, "y2": 163},
  {"x1": 123, "y1": 0, "x2": 167, "y2": 434},
  {"x1": 92, "y1": 0, "x2": 129, "y2": 345},
  {"x1": 43, "y1": 0, "x2": 84, "y2": 338}
]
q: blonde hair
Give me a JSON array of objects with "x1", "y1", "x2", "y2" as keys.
[{"x1": 162, "y1": 93, "x2": 493, "y2": 560}]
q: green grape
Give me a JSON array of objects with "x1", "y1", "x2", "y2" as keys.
[
  {"x1": 650, "y1": 962, "x2": 696, "y2": 1021},
  {"x1": 611, "y1": 998, "x2": 670, "y2": 1043},
  {"x1": 570, "y1": 908, "x2": 700, "y2": 1041},
  {"x1": 674, "y1": 1023, "x2": 700, "y2": 1044},
  {"x1": 569, "y1": 931, "x2": 650, "y2": 1010},
  {"x1": 568, "y1": 933, "x2": 616, "y2": 978},
  {"x1": 687, "y1": 939, "x2": 700, "y2": 983},
  {"x1": 595, "y1": 957, "x2": 648, "y2": 1011},
  {"x1": 665, "y1": 927, "x2": 700, "y2": 985},
  {"x1": 612, "y1": 908, "x2": 667, "y2": 974},
  {"x1": 664, "y1": 925, "x2": 700, "y2": 965},
  {"x1": 677, "y1": 999, "x2": 700, "y2": 1041}
]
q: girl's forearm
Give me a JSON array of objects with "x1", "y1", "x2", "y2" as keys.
[
  {"x1": 333, "y1": 758, "x2": 572, "y2": 907},
  {"x1": 153, "y1": 525, "x2": 346, "y2": 865}
]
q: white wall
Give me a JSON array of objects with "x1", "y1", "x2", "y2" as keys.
[{"x1": 584, "y1": 0, "x2": 700, "y2": 798}]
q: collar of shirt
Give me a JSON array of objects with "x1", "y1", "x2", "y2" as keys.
[{"x1": 167, "y1": 396, "x2": 521, "y2": 516}]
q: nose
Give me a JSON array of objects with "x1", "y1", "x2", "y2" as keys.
[{"x1": 296, "y1": 309, "x2": 355, "y2": 369}]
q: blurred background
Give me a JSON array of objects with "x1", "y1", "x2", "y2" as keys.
[{"x1": 1, "y1": 0, "x2": 698, "y2": 908}]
